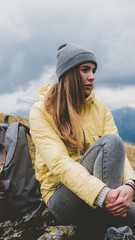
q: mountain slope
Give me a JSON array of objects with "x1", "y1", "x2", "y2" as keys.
[{"x1": 112, "y1": 107, "x2": 135, "y2": 143}]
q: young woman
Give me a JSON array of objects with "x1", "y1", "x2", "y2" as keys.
[{"x1": 29, "y1": 43, "x2": 135, "y2": 237}]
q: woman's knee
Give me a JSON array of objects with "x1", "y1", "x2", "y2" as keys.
[
  {"x1": 98, "y1": 134, "x2": 125, "y2": 167},
  {"x1": 101, "y1": 134, "x2": 125, "y2": 152}
]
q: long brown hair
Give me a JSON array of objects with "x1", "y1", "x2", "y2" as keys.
[{"x1": 44, "y1": 66, "x2": 86, "y2": 150}]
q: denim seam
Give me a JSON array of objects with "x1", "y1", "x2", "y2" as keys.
[
  {"x1": 48, "y1": 195, "x2": 63, "y2": 223},
  {"x1": 79, "y1": 144, "x2": 103, "y2": 164},
  {"x1": 102, "y1": 144, "x2": 106, "y2": 183}
]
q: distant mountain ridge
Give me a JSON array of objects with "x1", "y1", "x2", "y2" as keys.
[
  {"x1": 112, "y1": 107, "x2": 135, "y2": 143},
  {"x1": 0, "y1": 107, "x2": 135, "y2": 144}
]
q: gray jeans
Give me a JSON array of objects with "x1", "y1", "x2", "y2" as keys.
[{"x1": 48, "y1": 134, "x2": 135, "y2": 234}]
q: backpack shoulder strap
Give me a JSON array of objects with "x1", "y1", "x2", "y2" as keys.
[
  {"x1": 4, "y1": 115, "x2": 17, "y2": 124},
  {"x1": 0, "y1": 130, "x2": 7, "y2": 173},
  {"x1": 19, "y1": 123, "x2": 31, "y2": 137},
  {"x1": 4, "y1": 122, "x2": 19, "y2": 168}
]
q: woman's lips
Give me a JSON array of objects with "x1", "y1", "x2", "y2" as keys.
[{"x1": 85, "y1": 85, "x2": 93, "y2": 89}]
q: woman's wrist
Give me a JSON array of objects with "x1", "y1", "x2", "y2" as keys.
[
  {"x1": 124, "y1": 180, "x2": 135, "y2": 195},
  {"x1": 94, "y1": 187, "x2": 111, "y2": 208}
]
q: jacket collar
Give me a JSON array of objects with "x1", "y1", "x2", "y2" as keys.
[{"x1": 85, "y1": 91, "x2": 95, "y2": 104}]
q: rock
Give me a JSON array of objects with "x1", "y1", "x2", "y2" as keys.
[
  {"x1": 0, "y1": 204, "x2": 78, "y2": 240},
  {"x1": 38, "y1": 225, "x2": 77, "y2": 240}
]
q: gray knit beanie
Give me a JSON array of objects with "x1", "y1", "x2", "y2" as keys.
[{"x1": 56, "y1": 43, "x2": 97, "y2": 80}]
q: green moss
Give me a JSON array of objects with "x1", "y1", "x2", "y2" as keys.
[{"x1": 50, "y1": 226, "x2": 68, "y2": 235}]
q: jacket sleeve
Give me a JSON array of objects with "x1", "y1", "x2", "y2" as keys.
[
  {"x1": 123, "y1": 156, "x2": 135, "y2": 183},
  {"x1": 29, "y1": 103, "x2": 106, "y2": 208},
  {"x1": 102, "y1": 105, "x2": 135, "y2": 181},
  {"x1": 102, "y1": 105, "x2": 118, "y2": 135}
]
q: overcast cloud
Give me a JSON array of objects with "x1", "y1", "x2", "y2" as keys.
[{"x1": 0, "y1": 0, "x2": 135, "y2": 117}]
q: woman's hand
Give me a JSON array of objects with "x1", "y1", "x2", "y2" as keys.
[{"x1": 104, "y1": 185, "x2": 134, "y2": 217}]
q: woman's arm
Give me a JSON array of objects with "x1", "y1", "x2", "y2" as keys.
[
  {"x1": 103, "y1": 104, "x2": 135, "y2": 182},
  {"x1": 101, "y1": 104, "x2": 135, "y2": 216},
  {"x1": 102, "y1": 105, "x2": 118, "y2": 136}
]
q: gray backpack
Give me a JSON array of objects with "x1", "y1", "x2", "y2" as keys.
[{"x1": 0, "y1": 115, "x2": 42, "y2": 222}]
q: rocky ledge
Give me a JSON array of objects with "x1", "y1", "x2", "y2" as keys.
[{"x1": 0, "y1": 203, "x2": 78, "y2": 240}]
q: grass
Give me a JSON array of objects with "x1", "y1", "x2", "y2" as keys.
[
  {"x1": 0, "y1": 113, "x2": 135, "y2": 169},
  {"x1": 125, "y1": 142, "x2": 135, "y2": 169}
]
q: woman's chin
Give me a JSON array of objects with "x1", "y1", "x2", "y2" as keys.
[{"x1": 84, "y1": 89, "x2": 92, "y2": 98}]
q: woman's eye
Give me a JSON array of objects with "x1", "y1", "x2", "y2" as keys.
[
  {"x1": 80, "y1": 67, "x2": 96, "y2": 73},
  {"x1": 81, "y1": 68, "x2": 88, "y2": 72}
]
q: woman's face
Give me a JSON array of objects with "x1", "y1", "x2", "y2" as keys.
[{"x1": 79, "y1": 62, "x2": 96, "y2": 98}]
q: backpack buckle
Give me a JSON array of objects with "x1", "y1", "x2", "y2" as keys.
[
  {"x1": 0, "y1": 192, "x2": 5, "y2": 199},
  {"x1": 0, "y1": 166, "x2": 3, "y2": 173}
]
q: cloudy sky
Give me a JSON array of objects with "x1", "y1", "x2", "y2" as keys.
[{"x1": 0, "y1": 0, "x2": 135, "y2": 117}]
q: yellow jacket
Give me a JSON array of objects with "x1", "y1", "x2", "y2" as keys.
[{"x1": 29, "y1": 84, "x2": 135, "y2": 208}]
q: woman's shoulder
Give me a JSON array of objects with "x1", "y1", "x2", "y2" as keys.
[
  {"x1": 37, "y1": 84, "x2": 52, "y2": 102},
  {"x1": 94, "y1": 96, "x2": 107, "y2": 108},
  {"x1": 30, "y1": 84, "x2": 53, "y2": 120},
  {"x1": 88, "y1": 91, "x2": 108, "y2": 109}
]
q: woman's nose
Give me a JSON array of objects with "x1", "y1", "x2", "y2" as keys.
[{"x1": 88, "y1": 71, "x2": 95, "y2": 81}]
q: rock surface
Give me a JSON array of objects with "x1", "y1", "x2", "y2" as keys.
[
  {"x1": 0, "y1": 204, "x2": 78, "y2": 240},
  {"x1": 38, "y1": 226, "x2": 77, "y2": 240}
]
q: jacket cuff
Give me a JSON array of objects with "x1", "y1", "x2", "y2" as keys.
[
  {"x1": 124, "y1": 179, "x2": 135, "y2": 185},
  {"x1": 94, "y1": 187, "x2": 110, "y2": 208}
]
